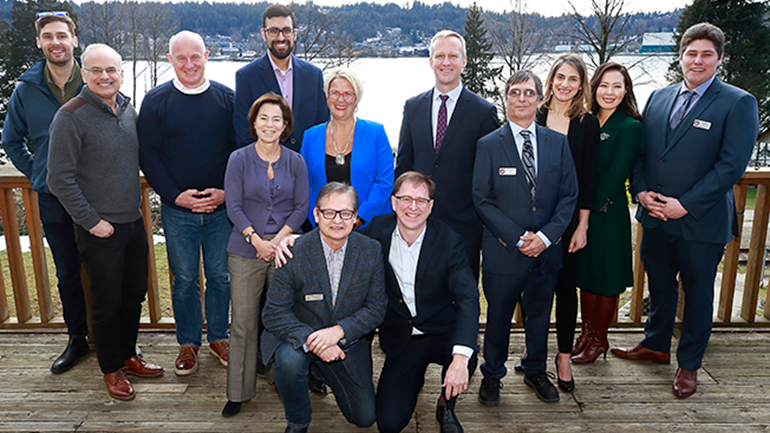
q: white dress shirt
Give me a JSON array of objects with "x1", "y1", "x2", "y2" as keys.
[
  {"x1": 388, "y1": 225, "x2": 474, "y2": 358},
  {"x1": 431, "y1": 83, "x2": 463, "y2": 145}
]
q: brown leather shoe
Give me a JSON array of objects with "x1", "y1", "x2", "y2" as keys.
[
  {"x1": 104, "y1": 370, "x2": 135, "y2": 401},
  {"x1": 175, "y1": 345, "x2": 199, "y2": 376},
  {"x1": 209, "y1": 340, "x2": 229, "y2": 366},
  {"x1": 610, "y1": 344, "x2": 670, "y2": 364},
  {"x1": 673, "y1": 367, "x2": 697, "y2": 398},
  {"x1": 124, "y1": 355, "x2": 164, "y2": 378}
]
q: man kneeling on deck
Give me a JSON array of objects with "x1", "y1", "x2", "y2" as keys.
[{"x1": 263, "y1": 182, "x2": 386, "y2": 433}]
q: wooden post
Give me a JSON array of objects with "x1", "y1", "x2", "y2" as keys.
[
  {"x1": 22, "y1": 189, "x2": 53, "y2": 323},
  {"x1": 741, "y1": 184, "x2": 770, "y2": 322},
  {"x1": 630, "y1": 222, "x2": 645, "y2": 323},
  {"x1": 0, "y1": 188, "x2": 31, "y2": 322},
  {"x1": 0, "y1": 259, "x2": 8, "y2": 322},
  {"x1": 141, "y1": 187, "x2": 162, "y2": 324},
  {"x1": 718, "y1": 184, "x2": 747, "y2": 323}
]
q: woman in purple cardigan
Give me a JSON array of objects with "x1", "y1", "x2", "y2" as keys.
[{"x1": 222, "y1": 92, "x2": 309, "y2": 417}]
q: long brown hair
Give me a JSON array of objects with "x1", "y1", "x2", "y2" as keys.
[
  {"x1": 589, "y1": 62, "x2": 642, "y2": 121},
  {"x1": 541, "y1": 53, "x2": 590, "y2": 120}
]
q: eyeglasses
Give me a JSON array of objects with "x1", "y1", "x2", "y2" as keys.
[
  {"x1": 264, "y1": 27, "x2": 294, "y2": 37},
  {"x1": 84, "y1": 66, "x2": 121, "y2": 75},
  {"x1": 508, "y1": 89, "x2": 538, "y2": 99},
  {"x1": 36, "y1": 11, "x2": 69, "y2": 18},
  {"x1": 318, "y1": 209, "x2": 356, "y2": 221},
  {"x1": 394, "y1": 195, "x2": 431, "y2": 207},
  {"x1": 328, "y1": 90, "x2": 356, "y2": 103}
]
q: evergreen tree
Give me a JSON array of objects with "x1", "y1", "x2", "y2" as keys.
[
  {"x1": 0, "y1": 0, "x2": 77, "y2": 137},
  {"x1": 667, "y1": 0, "x2": 770, "y2": 132},
  {"x1": 461, "y1": 2, "x2": 502, "y2": 104}
]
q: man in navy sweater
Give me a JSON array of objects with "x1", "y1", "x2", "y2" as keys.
[
  {"x1": 137, "y1": 31, "x2": 237, "y2": 376},
  {"x1": 2, "y1": 12, "x2": 89, "y2": 374}
]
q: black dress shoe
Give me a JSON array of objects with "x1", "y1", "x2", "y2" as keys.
[
  {"x1": 51, "y1": 336, "x2": 89, "y2": 373},
  {"x1": 222, "y1": 400, "x2": 242, "y2": 417},
  {"x1": 308, "y1": 374, "x2": 327, "y2": 396},
  {"x1": 524, "y1": 372, "x2": 560, "y2": 403},
  {"x1": 555, "y1": 356, "x2": 574, "y2": 392},
  {"x1": 478, "y1": 376, "x2": 502, "y2": 406},
  {"x1": 284, "y1": 426, "x2": 308, "y2": 433},
  {"x1": 436, "y1": 398, "x2": 464, "y2": 433}
]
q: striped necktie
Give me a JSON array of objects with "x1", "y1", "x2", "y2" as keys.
[{"x1": 520, "y1": 130, "x2": 536, "y2": 200}]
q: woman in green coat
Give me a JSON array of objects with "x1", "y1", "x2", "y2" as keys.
[{"x1": 573, "y1": 63, "x2": 642, "y2": 364}]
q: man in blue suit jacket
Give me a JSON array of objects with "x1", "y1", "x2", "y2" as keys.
[
  {"x1": 396, "y1": 30, "x2": 499, "y2": 281},
  {"x1": 262, "y1": 183, "x2": 386, "y2": 433},
  {"x1": 233, "y1": 4, "x2": 328, "y2": 151},
  {"x1": 473, "y1": 71, "x2": 578, "y2": 405},
  {"x1": 615, "y1": 23, "x2": 758, "y2": 398}
]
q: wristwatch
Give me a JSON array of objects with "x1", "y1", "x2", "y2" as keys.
[{"x1": 244, "y1": 230, "x2": 256, "y2": 243}]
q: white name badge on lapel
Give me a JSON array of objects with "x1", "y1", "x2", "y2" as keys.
[
  {"x1": 305, "y1": 294, "x2": 324, "y2": 302},
  {"x1": 499, "y1": 167, "x2": 517, "y2": 176},
  {"x1": 693, "y1": 119, "x2": 711, "y2": 130}
]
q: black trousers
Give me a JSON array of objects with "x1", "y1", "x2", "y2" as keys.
[
  {"x1": 375, "y1": 332, "x2": 477, "y2": 433},
  {"x1": 74, "y1": 218, "x2": 148, "y2": 374}
]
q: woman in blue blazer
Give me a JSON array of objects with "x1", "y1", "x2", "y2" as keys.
[{"x1": 302, "y1": 68, "x2": 393, "y2": 229}]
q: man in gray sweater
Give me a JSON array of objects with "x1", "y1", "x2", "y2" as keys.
[{"x1": 48, "y1": 44, "x2": 164, "y2": 401}]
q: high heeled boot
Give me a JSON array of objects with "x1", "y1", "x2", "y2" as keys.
[
  {"x1": 572, "y1": 294, "x2": 616, "y2": 364},
  {"x1": 571, "y1": 291, "x2": 596, "y2": 356}
]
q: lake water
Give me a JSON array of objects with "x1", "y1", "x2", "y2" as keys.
[{"x1": 120, "y1": 55, "x2": 676, "y2": 149}]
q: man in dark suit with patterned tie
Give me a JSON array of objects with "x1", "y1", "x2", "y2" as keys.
[
  {"x1": 473, "y1": 70, "x2": 578, "y2": 405},
  {"x1": 396, "y1": 30, "x2": 498, "y2": 280},
  {"x1": 614, "y1": 23, "x2": 758, "y2": 398}
]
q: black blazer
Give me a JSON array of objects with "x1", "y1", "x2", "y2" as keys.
[
  {"x1": 395, "y1": 87, "x2": 498, "y2": 235},
  {"x1": 361, "y1": 214, "x2": 480, "y2": 358}
]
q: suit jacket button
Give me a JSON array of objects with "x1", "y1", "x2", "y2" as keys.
[
  {"x1": 291, "y1": 138, "x2": 296, "y2": 144},
  {"x1": 434, "y1": 163, "x2": 439, "y2": 168},
  {"x1": 531, "y1": 206, "x2": 536, "y2": 212},
  {"x1": 657, "y1": 184, "x2": 662, "y2": 188},
  {"x1": 399, "y1": 299, "x2": 404, "y2": 303}
]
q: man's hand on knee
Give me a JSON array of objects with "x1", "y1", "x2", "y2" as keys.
[{"x1": 442, "y1": 354, "x2": 470, "y2": 399}]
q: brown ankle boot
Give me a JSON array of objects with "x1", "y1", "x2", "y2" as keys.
[
  {"x1": 572, "y1": 294, "x2": 616, "y2": 364},
  {"x1": 572, "y1": 291, "x2": 596, "y2": 356}
]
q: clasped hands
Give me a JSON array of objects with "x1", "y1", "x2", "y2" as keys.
[
  {"x1": 306, "y1": 325, "x2": 346, "y2": 362},
  {"x1": 519, "y1": 231, "x2": 546, "y2": 257},
  {"x1": 637, "y1": 191, "x2": 688, "y2": 221},
  {"x1": 175, "y1": 188, "x2": 225, "y2": 214}
]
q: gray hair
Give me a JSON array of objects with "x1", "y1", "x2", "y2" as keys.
[
  {"x1": 505, "y1": 70, "x2": 543, "y2": 101},
  {"x1": 323, "y1": 68, "x2": 364, "y2": 106},
  {"x1": 429, "y1": 30, "x2": 466, "y2": 59},
  {"x1": 169, "y1": 30, "x2": 206, "y2": 55},
  {"x1": 316, "y1": 182, "x2": 359, "y2": 212},
  {"x1": 81, "y1": 43, "x2": 122, "y2": 66}
]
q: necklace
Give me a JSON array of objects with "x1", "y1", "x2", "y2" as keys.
[{"x1": 330, "y1": 118, "x2": 355, "y2": 165}]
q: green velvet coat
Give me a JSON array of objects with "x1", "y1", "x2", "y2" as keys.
[{"x1": 577, "y1": 110, "x2": 642, "y2": 296}]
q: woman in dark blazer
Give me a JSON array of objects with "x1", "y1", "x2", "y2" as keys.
[
  {"x1": 573, "y1": 63, "x2": 642, "y2": 364},
  {"x1": 302, "y1": 68, "x2": 393, "y2": 229},
  {"x1": 524, "y1": 53, "x2": 599, "y2": 392}
]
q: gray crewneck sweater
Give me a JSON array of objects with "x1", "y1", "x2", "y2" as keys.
[{"x1": 48, "y1": 86, "x2": 142, "y2": 231}]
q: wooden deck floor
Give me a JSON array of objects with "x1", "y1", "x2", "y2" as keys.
[{"x1": 1, "y1": 329, "x2": 769, "y2": 432}]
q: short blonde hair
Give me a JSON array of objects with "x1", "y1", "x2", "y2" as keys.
[
  {"x1": 429, "y1": 30, "x2": 466, "y2": 59},
  {"x1": 323, "y1": 68, "x2": 363, "y2": 106}
]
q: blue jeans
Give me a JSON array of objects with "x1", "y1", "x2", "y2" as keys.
[
  {"x1": 272, "y1": 341, "x2": 376, "y2": 429},
  {"x1": 162, "y1": 204, "x2": 231, "y2": 346}
]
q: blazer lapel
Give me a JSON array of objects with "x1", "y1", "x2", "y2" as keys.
[
  {"x1": 436, "y1": 89, "x2": 468, "y2": 160},
  {"x1": 665, "y1": 79, "x2": 721, "y2": 153},
  {"x1": 416, "y1": 91, "x2": 435, "y2": 158},
  {"x1": 413, "y1": 222, "x2": 437, "y2": 311},
  {"x1": 291, "y1": 55, "x2": 304, "y2": 115},
  {"x1": 308, "y1": 232, "x2": 335, "y2": 313},
  {"x1": 500, "y1": 126, "x2": 532, "y2": 201},
  {"x1": 257, "y1": 54, "x2": 282, "y2": 95},
  {"x1": 335, "y1": 235, "x2": 360, "y2": 314}
]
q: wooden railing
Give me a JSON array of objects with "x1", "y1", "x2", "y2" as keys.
[{"x1": 1, "y1": 165, "x2": 769, "y2": 329}]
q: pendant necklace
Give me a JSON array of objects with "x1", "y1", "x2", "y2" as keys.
[{"x1": 330, "y1": 118, "x2": 355, "y2": 165}]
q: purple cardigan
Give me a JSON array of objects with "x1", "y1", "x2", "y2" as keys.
[{"x1": 225, "y1": 143, "x2": 309, "y2": 259}]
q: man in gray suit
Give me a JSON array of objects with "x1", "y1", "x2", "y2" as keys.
[
  {"x1": 262, "y1": 182, "x2": 387, "y2": 433},
  {"x1": 473, "y1": 70, "x2": 577, "y2": 405},
  {"x1": 614, "y1": 22, "x2": 758, "y2": 398}
]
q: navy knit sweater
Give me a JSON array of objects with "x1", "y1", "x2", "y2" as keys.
[{"x1": 137, "y1": 80, "x2": 236, "y2": 212}]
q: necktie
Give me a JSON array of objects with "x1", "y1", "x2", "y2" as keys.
[
  {"x1": 435, "y1": 94, "x2": 449, "y2": 153},
  {"x1": 670, "y1": 90, "x2": 694, "y2": 129},
  {"x1": 520, "y1": 130, "x2": 536, "y2": 200}
]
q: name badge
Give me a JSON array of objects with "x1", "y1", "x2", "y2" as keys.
[
  {"x1": 305, "y1": 294, "x2": 324, "y2": 302},
  {"x1": 693, "y1": 119, "x2": 711, "y2": 130},
  {"x1": 499, "y1": 167, "x2": 517, "y2": 176}
]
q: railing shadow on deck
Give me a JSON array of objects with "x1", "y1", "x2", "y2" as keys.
[{"x1": 1, "y1": 164, "x2": 769, "y2": 330}]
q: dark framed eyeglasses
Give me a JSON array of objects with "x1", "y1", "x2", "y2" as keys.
[
  {"x1": 264, "y1": 27, "x2": 294, "y2": 37},
  {"x1": 319, "y1": 209, "x2": 355, "y2": 221},
  {"x1": 83, "y1": 66, "x2": 121, "y2": 75},
  {"x1": 36, "y1": 11, "x2": 69, "y2": 18},
  {"x1": 394, "y1": 195, "x2": 431, "y2": 207}
]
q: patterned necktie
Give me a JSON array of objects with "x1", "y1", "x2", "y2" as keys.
[
  {"x1": 520, "y1": 130, "x2": 536, "y2": 200},
  {"x1": 670, "y1": 90, "x2": 694, "y2": 129},
  {"x1": 435, "y1": 94, "x2": 449, "y2": 153}
]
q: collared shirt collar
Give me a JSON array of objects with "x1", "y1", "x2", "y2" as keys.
[
  {"x1": 393, "y1": 223, "x2": 427, "y2": 249},
  {"x1": 433, "y1": 82, "x2": 463, "y2": 103},
  {"x1": 508, "y1": 119, "x2": 537, "y2": 139},
  {"x1": 679, "y1": 73, "x2": 716, "y2": 98},
  {"x1": 172, "y1": 77, "x2": 210, "y2": 95},
  {"x1": 268, "y1": 52, "x2": 293, "y2": 74}
]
